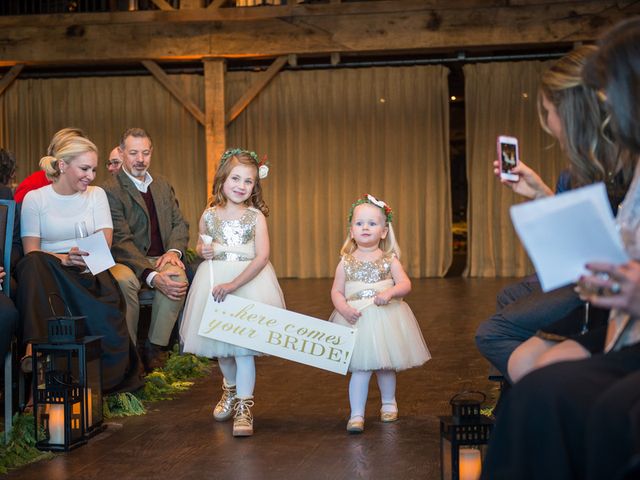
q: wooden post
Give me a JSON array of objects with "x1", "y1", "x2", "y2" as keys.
[{"x1": 204, "y1": 59, "x2": 226, "y2": 198}]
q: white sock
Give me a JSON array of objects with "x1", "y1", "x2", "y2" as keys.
[
  {"x1": 349, "y1": 370, "x2": 373, "y2": 418},
  {"x1": 235, "y1": 355, "x2": 256, "y2": 399},
  {"x1": 217, "y1": 357, "x2": 237, "y2": 386},
  {"x1": 376, "y1": 370, "x2": 397, "y2": 411}
]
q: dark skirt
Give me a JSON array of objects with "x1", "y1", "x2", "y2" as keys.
[
  {"x1": 536, "y1": 303, "x2": 609, "y2": 354},
  {"x1": 16, "y1": 251, "x2": 143, "y2": 394}
]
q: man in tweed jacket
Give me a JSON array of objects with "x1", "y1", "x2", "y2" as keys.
[{"x1": 104, "y1": 128, "x2": 189, "y2": 370}]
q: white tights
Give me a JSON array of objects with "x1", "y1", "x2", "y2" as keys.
[
  {"x1": 217, "y1": 355, "x2": 256, "y2": 399},
  {"x1": 349, "y1": 369, "x2": 397, "y2": 418}
]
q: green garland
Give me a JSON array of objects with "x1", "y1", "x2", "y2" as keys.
[
  {"x1": 104, "y1": 346, "x2": 211, "y2": 415},
  {"x1": 0, "y1": 347, "x2": 211, "y2": 473},
  {"x1": 0, "y1": 413, "x2": 53, "y2": 474}
]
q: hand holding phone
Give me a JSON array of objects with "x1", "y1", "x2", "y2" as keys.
[{"x1": 497, "y1": 135, "x2": 519, "y2": 181}]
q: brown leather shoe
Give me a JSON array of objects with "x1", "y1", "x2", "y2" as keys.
[{"x1": 143, "y1": 340, "x2": 169, "y2": 372}]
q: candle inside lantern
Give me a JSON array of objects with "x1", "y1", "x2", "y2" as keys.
[
  {"x1": 459, "y1": 448, "x2": 482, "y2": 480},
  {"x1": 86, "y1": 388, "x2": 93, "y2": 426},
  {"x1": 48, "y1": 404, "x2": 65, "y2": 445}
]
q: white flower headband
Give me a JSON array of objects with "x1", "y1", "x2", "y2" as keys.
[
  {"x1": 348, "y1": 193, "x2": 393, "y2": 223},
  {"x1": 220, "y1": 148, "x2": 269, "y2": 179}
]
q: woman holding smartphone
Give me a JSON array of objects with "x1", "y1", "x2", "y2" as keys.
[
  {"x1": 482, "y1": 18, "x2": 640, "y2": 479},
  {"x1": 476, "y1": 44, "x2": 634, "y2": 384}
]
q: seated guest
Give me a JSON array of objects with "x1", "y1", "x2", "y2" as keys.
[
  {"x1": 17, "y1": 129, "x2": 143, "y2": 393},
  {"x1": 103, "y1": 128, "x2": 189, "y2": 371},
  {"x1": 0, "y1": 269, "x2": 17, "y2": 363},
  {"x1": 475, "y1": 45, "x2": 633, "y2": 383},
  {"x1": 482, "y1": 18, "x2": 640, "y2": 480},
  {"x1": 0, "y1": 148, "x2": 23, "y2": 293},
  {"x1": 0, "y1": 148, "x2": 16, "y2": 200},
  {"x1": 106, "y1": 146, "x2": 122, "y2": 176}
]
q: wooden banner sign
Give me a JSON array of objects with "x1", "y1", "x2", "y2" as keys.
[{"x1": 198, "y1": 294, "x2": 357, "y2": 375}]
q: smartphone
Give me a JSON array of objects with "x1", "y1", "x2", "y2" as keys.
[{"x1": 497, "y1": 135, "x2": 519, "y2": 181}]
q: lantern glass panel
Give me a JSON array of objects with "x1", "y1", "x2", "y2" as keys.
[
  {"x1": 84, "y1": 339, "x2": 103, "y2": 432},
  {"x1": 34, "y1": 372, "x2": 85, "y2": 451}
]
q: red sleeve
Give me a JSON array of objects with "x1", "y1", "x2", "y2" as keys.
[{"x1": 14, "y1": 170, "x2": 51, "y2": 203}]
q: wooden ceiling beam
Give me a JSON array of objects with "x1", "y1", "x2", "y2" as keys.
[{"x1": 0, "y1": 1, "x2": 636, "y2": 64}]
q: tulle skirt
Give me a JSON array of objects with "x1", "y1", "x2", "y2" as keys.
[
  {"x1": 180, "y1": 259, "x2": 285, "y2": 358},
  {"x1": 329, "y1": 299, "x2": 431, "y2": 372}
]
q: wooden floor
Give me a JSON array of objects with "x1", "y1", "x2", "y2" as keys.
[{"x1": 7, "y1": 277, "x2": 517, "y2": 480}]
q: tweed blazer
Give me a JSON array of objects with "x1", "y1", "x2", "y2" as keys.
[{"x1": 102, "y1": 169, "x2": 189, "y2": 278}]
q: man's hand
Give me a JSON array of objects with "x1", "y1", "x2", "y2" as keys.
[
  {"x1": 155, "y1": 251, "x2": 184, "y2": 270},
  {"x1": 152, "y1": 271, "x2": 188, "y2": 300},
  {"x1": 0, "y1": 266, "x2": 5, "y2": 285}
]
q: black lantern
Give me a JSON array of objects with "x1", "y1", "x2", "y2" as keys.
[
  {"x1": 32, "y1": 335, "x2": 104, "y2": 451},
  {"x1": 440, "y1": 391, "x2": 493, "y2": 480}
]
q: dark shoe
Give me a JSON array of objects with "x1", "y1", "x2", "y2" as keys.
[{"x1": 142, "y1": 340, "x2": 169, "y2": 372}]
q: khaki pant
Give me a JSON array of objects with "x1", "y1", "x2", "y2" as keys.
[{"x1": 110, "y1": 259, "x2": 188, "y2": 346}]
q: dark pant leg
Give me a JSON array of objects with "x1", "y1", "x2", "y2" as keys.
[
  {"x1": 0, "y1": 294, "x2": 17, "y2": 361},
  {"x1": 475, "y1": 280, "x2": 582, "y2": 380},
  {"x1": 482, "y1": 346, "x2": 640, "y2": 480}
]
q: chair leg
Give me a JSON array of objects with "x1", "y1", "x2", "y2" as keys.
[{"x1": 4, "y1": 350, "x2": 12, "y2": 443}]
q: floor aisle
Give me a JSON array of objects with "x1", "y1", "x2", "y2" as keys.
[{"x1": 7, "y1": 277, "x2": 516, "y2": 480}]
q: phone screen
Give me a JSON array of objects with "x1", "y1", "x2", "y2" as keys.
[{"x1": 500, "y1": 142, "x2": 517, "y2": 174}]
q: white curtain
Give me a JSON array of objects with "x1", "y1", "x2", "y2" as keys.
[
  {"x1": 226, "y1": 66, "x2": 452, "y2": 278},
  {"x1": 464, "y1": 61, "x2": 566, "y2": 277}
]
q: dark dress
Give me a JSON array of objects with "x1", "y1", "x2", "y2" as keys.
[
  {"x1": 17, "y1": 252, "x2": 143, "y2": 393},
  {"x1": 481, "y1": 344, "x2": 640, "y2": 480}
]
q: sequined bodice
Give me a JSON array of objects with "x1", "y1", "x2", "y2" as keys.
[
  {"x1": 343, "y1": 253, "x2": 395, "y2": 302},
  {"x1": 343, "y1": 253, "x2": 394, "y2": 283},
  {"x1": 202, "y1": 207, "x2": 257, "y2": 261},
  {"x1": 204, "y1": 207, "x2": 256, "y2": 245}
]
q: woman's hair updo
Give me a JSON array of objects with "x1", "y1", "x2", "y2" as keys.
[{"x1": 39, "y1": 128, "x2": 96, "y2": 181}]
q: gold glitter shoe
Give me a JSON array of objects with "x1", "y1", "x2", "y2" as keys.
[
  {"x1": 380, "y1": 403, "x2": 398, "y2": 423},
  {"x1": 346, "y1": 415, "x2": 365, "y2": 434},
  {"x1": 213, "y1": 380, "x2": 237, "y2": 422},
  {"x1": 232, "y1": 397, "x2": 254, "y2": 437}
]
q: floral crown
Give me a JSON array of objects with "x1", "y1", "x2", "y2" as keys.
[
  {"x1": 220, "y1": 148, "x2": 269, "y2": 179},
  {"x1": 348, "y1": 194, "x2": 393, "y2": 224}
]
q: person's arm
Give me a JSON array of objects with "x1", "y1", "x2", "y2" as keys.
[
  {"x1": 493, "y1": 159, "x2": 554, "y2": 199},
  {"x1": 153, "y1": 182, "x2": 189, "y2": 271},
  {"x1": 330, "y1": 260, "x2": 361, "y2": 324},
  {"x1": 211, "y1": 212, "x2": 270, "y2": 302},
  {"x1": 22, "y1": 236, "x2": 87, "y2": 268},
  {"x1": 164, "y1": 183, "x2": 190, "y2": 254},
  {"x1": 196, "y1": 211, "x2": 214, "y2": 260},
  {"x1": 92, "y1": 187, "x2": 113, "y2": 248},
  {"x1": 374, "y1": 256, "x2": 412, "y2": 305},
  {"x1": 103, "y1": 183, "x2": 151, "y2": 278},
  {"x1": 21, "y1": 191, "x2": 94, "y2": 268}
]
